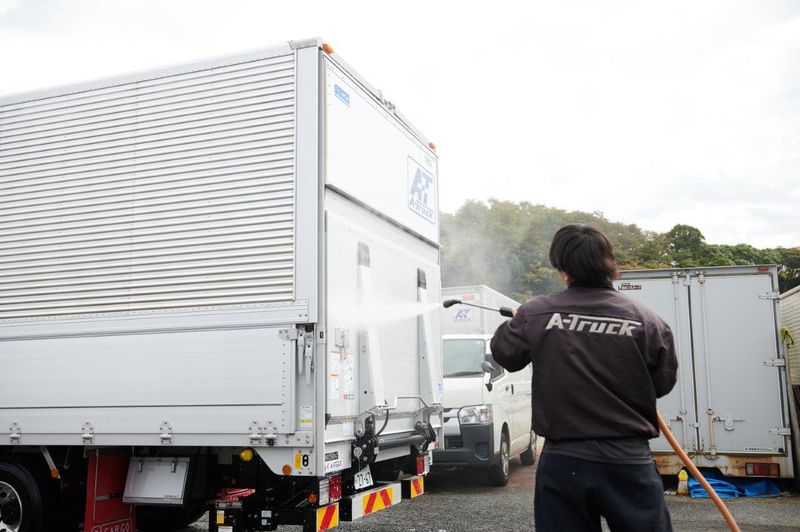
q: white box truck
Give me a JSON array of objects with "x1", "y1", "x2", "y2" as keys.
[
  {"x1": 779, "y1": 285, "x2": 800, "y2": 480},
  {"x1": 0, "y1": 38, "x2": 442, "y2": 532},
  {"x1": 614, "y1": 265, "x2": 794, "y2": 479},
  {"x1": 433, "y1": 286, "x2": 536, "y2": 486}
]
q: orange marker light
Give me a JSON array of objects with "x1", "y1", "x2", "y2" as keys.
[
  {"x1": 322, "y1": 43, "x2": 334, "y2": 54},
  {"x1": 428, "y1": 142, "x2": 436, "y2": 151},
  {"x1": 308, "y1": 493, "x2": 318, "y2": 504},
  {"x1": 282, "y1": 464, "x2": 292, "y2": 475}
]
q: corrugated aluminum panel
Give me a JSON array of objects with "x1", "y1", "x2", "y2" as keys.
[
  {"x1": 781, "y1": 287, "x2": 800, "y2": 386},
  {"x1": 0, "y1": 53, "x2": 297, "y2": 320}
]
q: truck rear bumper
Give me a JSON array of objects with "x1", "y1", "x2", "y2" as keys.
[
  {"x1": 339, "y1": 481, "x2": 402, "y2": 521},
  {"x1": 432, "y1": 422, "x2": 495, "y2": 468},
  {"x1": 653, "y1": 452, "x2": 795, "y2": 479}
]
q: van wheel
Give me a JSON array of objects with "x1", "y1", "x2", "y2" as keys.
[
  {"x1": 520, "y1": 431, "x2": 538, "y2": 466},
  {"x1": 488, "y1": 432, "x2": 510, "y2": 487},
  {"x1": 0, "y1": 461, "x2": 47, "y2": 532}
]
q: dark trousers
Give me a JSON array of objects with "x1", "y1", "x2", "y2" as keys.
[{"x1": 534, "y1": 453, "x2": 672, "y2": 532}]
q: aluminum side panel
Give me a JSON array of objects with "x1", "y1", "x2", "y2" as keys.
[
  {"x1": 0, "y1": 52, "x2": 298, "y2": 320},
  {"x1": 0, "y1": 311, "x2": 304, "y2": 444},
  {"x1": 780, "y1": 288, "x2": 800, "y2": 386}
]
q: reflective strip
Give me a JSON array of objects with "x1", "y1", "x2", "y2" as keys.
[
  {"x1": 316, "y1": 503, "x2": 339, "y2": 531},
  {"x1": 411, "y1": 477, "x2": 424, "y2": 497},
  {"x1": 362, "y1": 486, "x2": 393, "y2": 515}
]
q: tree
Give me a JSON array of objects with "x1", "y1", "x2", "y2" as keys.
[
  {"x1": 440, "y1": 200, "x2": 797, "y2": 296},
  {"x1": 776, "y1": 247, "x2": 800, "y2": 292},
  {"x1": 664, "y1": 224, "x2": 706, "y2": 267}
]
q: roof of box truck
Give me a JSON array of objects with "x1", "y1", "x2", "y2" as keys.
[{"x1": 0, "y1": 37, "x2": 436, "y2": 152}]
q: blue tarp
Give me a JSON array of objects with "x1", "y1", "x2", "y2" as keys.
[{"x1": 687, "y1": 469, "x2": 780, "y2": 499}]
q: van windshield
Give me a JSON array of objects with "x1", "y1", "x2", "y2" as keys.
[{"x1": 443, "y1": 339, "x2": 486, "y2": 377}]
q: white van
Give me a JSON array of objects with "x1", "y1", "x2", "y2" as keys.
[{"x1": 433, "y1": 286, "x2": 536, "y2": 485}]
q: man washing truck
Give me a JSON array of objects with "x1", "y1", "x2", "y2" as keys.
[{"x1": 490, "y1": 224, "x2": 678, "y2": 531}]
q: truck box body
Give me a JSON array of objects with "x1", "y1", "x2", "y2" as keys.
[
  {"x1": 614, "y1": 266, "x2": 793, "y2": 478},
  {"x1": 780, "y1": 285, "x2": 800, "y2": 389},
  {"x1": 441, "y1": 285, "x2": 519, "y2": 336},
  {"x1": 0, "y1": 39, "x2": 442, "y2": 528},
  {"x1": 436, "y1": 286, "x2": 534, "y2": 485},
  {"x1": 779, "y1": 285, "x2": 800, "y2": 479}
]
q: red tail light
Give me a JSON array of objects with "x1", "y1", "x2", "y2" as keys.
[
  {"x1": 329, "y1": 474, "x2": 342, "y2": 501},
  {"x1": 746, "y1": 463, "x2": 779, "y2": 476},
  {"x1": 415, "y1": 456, "x2": 425, "y2": 475}
]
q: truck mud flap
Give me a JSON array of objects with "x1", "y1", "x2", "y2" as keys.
[
  {"x1": 401, "y1": 475, "x2": 425, "y2": 498},
  {"x1": 339, "y1": 481, "x2": 402, "y2": 521}
]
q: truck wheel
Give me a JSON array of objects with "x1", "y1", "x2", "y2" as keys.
[
  {"x1": 488, "y1": 432, "x2": 510, "y2": 487},
  {"x1": 0, "y1": 461, "x2": 47, "y2": 532},
  {"x1": 520, "y1": 431, "x2": 538, "y2": 466},
  {"x1": 136, "y1": 502, "x2": 207, "y2": 531}
]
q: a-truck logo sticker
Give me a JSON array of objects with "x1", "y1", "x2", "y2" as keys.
[
  {"x1": 618, "y1": 282, "x2": 642, "y2": 291},
  {"x1": 408, "y1": 157, "x2": 436, "y2": 223},
  {"x1": 453, "y1": 308, "x2": 473, "y2": 322},
  {"x1": 334, "y1": 84, "x2": 350, "y2": 106}
]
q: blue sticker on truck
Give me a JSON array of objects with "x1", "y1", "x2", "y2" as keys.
[
  {"x1": 408, "y1": 158, "x2": 436, "y2": 224},
  {"x1": 334, "y1": 84, "x2": 350, "y2": 106}
]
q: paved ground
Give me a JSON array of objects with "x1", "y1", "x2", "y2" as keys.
[{"x1": 186, "y1": 453, "x2": 800, "y2": 531}]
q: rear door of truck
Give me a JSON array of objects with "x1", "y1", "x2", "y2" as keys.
[
  {"x1": 615, "y1": 275, "x2": 696, "y2": 453},
  {"x1": 689, "y1": 271, "x2": 788, "y2": 456},
  {"x1": 617, "y1": 268, "x2": 790, "y2": 462}
]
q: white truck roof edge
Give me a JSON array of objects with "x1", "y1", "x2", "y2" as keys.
[
  {"x1": 780, "y1": 285, "x2": 800, "y2": 299},
  {"x1": 619, "y1": 264, "x2": 778, "y2": 278},
  {"x1": 0, "y1": 38, "x2": 320, "y2": 106},
  {"x1": 321, "y1": 49, "x2": 436, "y2": 153}
]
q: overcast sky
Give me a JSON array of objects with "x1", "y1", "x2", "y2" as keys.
[{"x1": 1, "y1": 0, "x2": 798, "y2": 248}]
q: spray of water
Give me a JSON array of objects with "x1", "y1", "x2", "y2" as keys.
[{"x1": 329, "y1": 301, "x2": 441, "y2": 329}]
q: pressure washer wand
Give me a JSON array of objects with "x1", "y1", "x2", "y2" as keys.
[{"x1": 442, "y1": 299, "x2": 515, "y2": 318}]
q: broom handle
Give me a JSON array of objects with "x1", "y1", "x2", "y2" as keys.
[{"x1": 657, "y1": 413, "x2": 741, "y2": 532}]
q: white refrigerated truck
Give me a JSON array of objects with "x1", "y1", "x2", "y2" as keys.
[
  {"x1": 434, "y1": 286, "x2": 536, "y2": 486},
  {"x1": 0, "y1": 38, "x2": 442, "y2": 532},
  {"x1": 614, "y1": 265, "x2": 794, "y2": 479}
]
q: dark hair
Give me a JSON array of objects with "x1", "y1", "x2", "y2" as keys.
[{"x1": 548, "y1": 224, "x2": 618, "y2": 286}]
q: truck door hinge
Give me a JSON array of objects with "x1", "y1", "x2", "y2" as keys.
[
  {"x1": 159, "y1": 421, "x2": 173, "y2": 444},
  {"x1": 759, "y1": 291, "x2": 780, "y2": 300},
  {"x1": 249, "y1": 421, "x2": 264, "y2": 445},
  {"x1": 9, "y1": 422, "x2": 21, "y2": 444},
  {"x1": 278, "y1": 328, "x2": 299, "y2": 341},
  {"x1": 763, "y1": 359, "x2": 786, "y2": 367},
  {"x1": 769, "y1": 427, "x2": 791, "y2": 436},
  {"x1": 303, "y1": 330, "x2": 314, "y2": 386},
  {"x1": 81, "y1": 422, "x2": 95, "y2": 444},
  {"x1": 714, "y1": 414, "x2": 745, "y2": 431}
]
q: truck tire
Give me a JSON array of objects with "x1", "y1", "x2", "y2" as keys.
[
  {"x1": 136, "y1": 503, "x2": 207, "y2": 531},
  {"x1": 0, "y1": 461, "x2": 47, "y2": 532},
  {"x1": 488, "y1": 432, "x2": 510, "y2": 487},
  {"x1": 520, "y1": 431, "x2": 538, "y2": 466}
]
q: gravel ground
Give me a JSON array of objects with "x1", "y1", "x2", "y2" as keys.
[{"x1": 185, "y1": 451, "x2": 800, "y2": 531}]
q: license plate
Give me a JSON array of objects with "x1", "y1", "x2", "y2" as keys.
[{"x1": 354, "y1": 466, "x2": 373, "y2": 490}]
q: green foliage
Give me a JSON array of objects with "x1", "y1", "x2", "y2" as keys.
[{"x1": 440, "y1": 200, "x2": 800, "y2": 297}]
